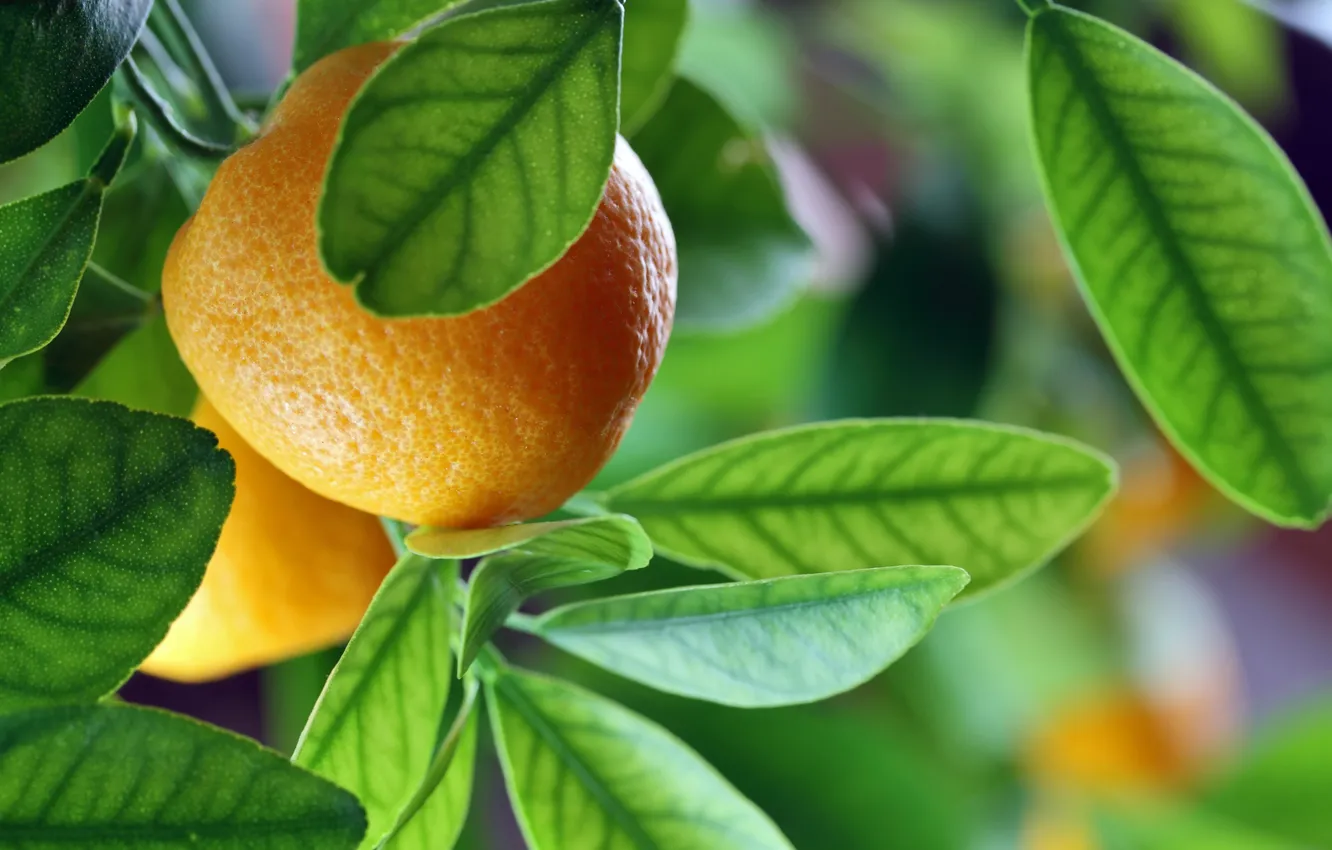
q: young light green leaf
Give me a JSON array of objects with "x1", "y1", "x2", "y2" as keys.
[
  {"x1": 1026, "y1": 6, "x2": 1332, "y2": 527},
  {"x1": 294, "y1": 0, "x2": 464, "y2": 73},
  {"x1": 1094, "y1": 800, "x2": 1300, "y2": 850},
  {"x1": 0, "y1": 0, "x2": 150, "y2": 163},
  {"x1": 411, "y1": 515, "x2": 652, "y2": 674},
  {"x1": 631, "y1": 77, "x2": 813, "y2": 330},
  {"x1": 0, "y1": 398, "x2": 233, "y2": 714},
  {"x1": 72, "y1": 310, "x2": 197, "y2": 417},
  {"x1": 377, "y1": 678, "x2": 480, "y2": 850},
  {"x1": 487, "y1": 665, "x2": 794, "y2": 850},
  {"x1": 601, "y1": 419, "x2": 1116, "y2": 597},
  {"x1": 620, "y1": 0, "x2": 687, "y2": 133},
  {"x1": 531, "y1": 565, "x2": 968, "y2": 707},
  {"x1": 294, "y1": 555, "x2": 457, "y2": 849},
  {"x1": 0, "y1": 704, "x2": 367, "y2": 848},
  {"x1": 319, "y1": 0, "x2": 622, "y2": 317},
  {"x1": 1202, "y1": 699, "x2": 1332, "y2": 847},
  {"x1": 0, "y1": 115, "x2": 136, "y2": 367}
]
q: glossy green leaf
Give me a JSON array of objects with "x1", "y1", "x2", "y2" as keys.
[
  {"x1": 72, "y1": 311, "x2": 197, "y2": 417},
  {"x1": 1203, "y1": 699, "x2": 1332, "y2": 847},
  {"x1": 294, "y1": 555, "x2": 457, "y2": 849},
  {"x1": 0, "y1": 0, "x2": 150, "y2": 163},
  {"x1": 1026, "y1": 6, "x2": 1332, "y2": 526},
  {"x1": 0, "y1": 704, "x2": 367, "y2": 848},
  {"x1": 294, "y1": 0, "x2": 463, "y2": 73},
  {"x1": 632, "y1": 77, "x2": 812, "y2": 330},
  {"x1": 620, "y1": 0, "x2": 687, "y2": 133},
  {"x1": 378, "y1": 678, "x2": 479, "y2": 850},
  {"x1": 319, "y1": 0, "x2": 622, "y2": 316},
  {"x1": 532, "y1": 565, "x2": 968, "y2": 707},
  {"x1": 602, "y1": 419, "x2": 1116, "y2": 596},
  {"x1": 0, "y1": 397, "x2": 233, "y2": 713},
  {"x1": 487, "y1": 665, "x2": 793, "y2": 850},
  {"x1": 0, "y1": 116, "x2": 135, "y2": 367},
  {"x1": 412, "y1": 516, "x2": 652, "y2": 674}
]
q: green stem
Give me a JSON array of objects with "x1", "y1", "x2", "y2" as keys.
[
  {"x1": 85, "y1": 262, "x2": 151, "y2": 304},
  {"x1": 471, "y1": 643, "x2": 508, "y2": 681},
  {"x1": 1014, "y1": 0, "x2": 1052, "y2": 15},
  {"x1": 380, "y1": 517, "x2": 411, "y2": 558},
  {"x1": 120, "y1": 57, "x2": 232, "y2": 159},
  {"x1": 504, "y1": 611, "x2": 539, "y2": 634},
  {"x1": 149, "y1": 0, "x2": 258, "y2": 138}
]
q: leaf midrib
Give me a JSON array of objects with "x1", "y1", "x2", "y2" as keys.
[
  {"x1": 350, "y1": 0, "x2": 614, "y2": 281},
  {"x1": 609, "y1": 473, "x2": 1106, "y2": 516},
  {"x1": 1038, "y1": 10, "x2": 1320, "y2": 514},
  {"x1": 496, "y1": 675, "x2": 660, "y2": 850}
]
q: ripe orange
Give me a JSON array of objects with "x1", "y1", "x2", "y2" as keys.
[
  {"x1": 141, "y1": 397, "x2": 395, "y2": 682},
  {"x1": 163, "y1": 42, "x2": 677, "y2": 528}
]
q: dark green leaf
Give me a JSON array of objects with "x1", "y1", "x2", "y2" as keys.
[
  {"x1": 532, "y1": 565, "x2": 968, "y2": 706},
  {"x1": 294, "y1": 555, "x2": 457, "y2": 849},
  {"x1": 632, "y1": 77, "x2": 812, "y2": 330},
  {"x1": 1027, "y1": 6, "x2": 1332, "y2": 526},
  {"x1": 0, "y1": 0, "x2": 150, "y2": 163},
  {"x1": 294, "y1": 0, "x2": 462, "y2": 73},
  {"x1": 0, "y1": 355, "x2": 43, "y2": 403},
  {"x1": 1203, "y1": 698, "x2": 1332, "y2": 847},
  {"x1": 0, "y1": 703, "x2": 367, "y2": 848},
  {"x1": 601, "y1": 419, "x2": 1116, "y2": 597},
  {"x1": 410, "y1": 516, "x2": 652, "y2": 674},
  {"x1": 319, "y1": 0, "x2": 622, "y2": 316},
  {"x1": 620, "y1": 0, "x2": 687, "y2": 133},
  {"x1": 0, "y1": 114, "x2": 136, "y2": 367},
  {"x1": 487, "y1": 665, "x2": 793, "y2": 849},
  {"x1": 0, "y1": 397, "x2": 233, "y2": 713},
  {"x1": 72, "y1": 311, "x2": 196, "y2": 417}
]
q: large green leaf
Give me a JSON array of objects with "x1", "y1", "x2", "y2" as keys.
[
  {"x1": 620, "y1": 0, "x2": 687, "y2": 133},
  {"x1": 632, "y1": 77, "x2": 813, "y2": 330},
  {"x1": 0, "y1": 704, "x2": 366, "y2": 848},
  {"x1": 0, "y1": 116, "x2": 135, "y2": 367},
  {"x1": 1202, "y1": 699, "x2": 1332, "y2": 847},
  {"x1": 410, "y1": 516, "x2": 652, "y2": 674},
  {"x1": 294, "y1": 0, "x2": 464, "y2": 73},
  {"x1": 487, "y1": 665, "x2": 793, "y2": 850},
  {"x1": 601, "y1": 419, "x2": 1115, "y2": 596},
  {"x1": 319, "y1": 0, "x2": 622, "y2": 316},
  {"x1": 0, "y1": 0, "x2": 150, "y2": 163},
  {"x1": 0, "y1": 397, "x2": 233, "y2": 713},
  {"x1": 294, "y1": 555, "x2": 457, "y2": 849},
  {"x1": 72, "y1": 311, "x2": 197, "y2": 417},
  {"x1": 530, "y1": 565, "x2": 968, "y2": 707},
  {"x1": 1026, "y1": 5, "x2": 1332, "y2": 526}
]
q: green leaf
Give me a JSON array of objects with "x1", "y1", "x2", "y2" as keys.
[
  {"x1": 1026, "y1": 6, "x2": 1332, "y2": 526},
  {"x1": 531, "y1": 565, "x2": 968, "y2": 707},
  {"x1": 601, "y1": 419, "x2": 1116, "y2": 597},
  {"x1": 294, "y1": 0, "x2": 464, "y2": 73},
  {"x1": 72, "y1": 311, "x2": 197, "y2": 417},
  {"x1": 0, "y1": 703, "x2": 367, "y2": 848},
  {"x1": 294, "y1": 555, "x2": 457, "y2": 849},
  {"x1": 620, "y1": 0, "x2": 687, "y2": 133},
  {"x1": 0, "y1": 0, "x2": 150, "y2": 163},
  {"x1": 0, "y1": 116, "x2": 135, "y2": 368},
  {"x1": 487, "y1": 665, "x2": 793, "y2": 850},
  {"x1": 0, "y1": 397, "x2": 233, "y2": 713},
  {"x1": 378, "y1": 677, "x2": 479, "y2": 850},
  {"x1": 1202, "y1": 698, "x2": 1332, "y2": 847},
  {"x1": 410, "y1": 516, "x2": 652, "y2": 674},
  {"x1": 1094, "y1": 800, "x2": 1299, "y2": 850},
  {"x1": 319, "y1": 0, "x2": 622, "y2": 316},
  {"x1": 631, "y1": 77, "x2": 812, "y2": 330}
]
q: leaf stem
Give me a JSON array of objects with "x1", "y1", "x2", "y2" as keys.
[
  {"x1": 120, "y1": 57, "x2": 232, "y2": 160},
  {"x1": 85, "y1": 262, "x2": 152, "y2": 304},
  {"x1": 1014, "y1": 0, "x2": 1052, "y2": 15},
  {"x1": 379, "y1": 517, "x2": 411, "y2": 558},
  {"x1": 504, "y1": 611, "x2": 540, "y2": 633},
  {"x1": 148, "y1": 0, "x2": 258, "y2": 139},
  {"x1": 471, "y1": 644, "x2": 507, "y2": 681}
]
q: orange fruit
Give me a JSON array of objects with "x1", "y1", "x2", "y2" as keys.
[
  {"x1": 141, "y1": 397, "x2": 395, "y2": 682},
  {"x1": 163, "y1": 42, "x2": 677, "y2": 528}
]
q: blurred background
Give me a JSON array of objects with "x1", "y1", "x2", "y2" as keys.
[{"x1": 3, "y1": 0, "x2": 1331, "y2": 847}]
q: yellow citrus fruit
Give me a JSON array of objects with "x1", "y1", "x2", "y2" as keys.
[
  {"x1": 163, "y1": 42, "x2": 677, "y2": 528},
  {"x1": 141, "y1": 397, "x2": 395, "y2": 682}
]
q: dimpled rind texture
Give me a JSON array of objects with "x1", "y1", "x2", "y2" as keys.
[
  {"x1": 141, "y1": 399, "x2": 396, "y2": 683},
  {"x1": 163, "y1": 42, "x2": 678, "y2": 528}
]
